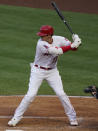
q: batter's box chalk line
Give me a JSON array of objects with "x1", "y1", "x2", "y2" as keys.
[
  {"x1": 6, "y1": 130, "x2": 23, "y2": 131},
  {"x1": 0, "y1": 95, "x2": 94, "y2": 98}
]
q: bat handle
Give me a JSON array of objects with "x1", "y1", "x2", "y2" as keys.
[{"x1": 63, "y1": 20, "x2": 74, "y2": 34}]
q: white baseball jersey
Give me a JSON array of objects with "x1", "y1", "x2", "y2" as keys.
[{"x1": 34, "y1": 35, "x2": 71, "y2": 69}]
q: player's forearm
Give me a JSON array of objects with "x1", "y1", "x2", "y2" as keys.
[
  {"x1": 60, "y1": 45, "x2": 71, "y2": 53},
  {"x1": 61, "y1": 45, "x2": 77, "y2": 53},
  {"x1": 48, "y1": 45, "x2": 77, "y2": 55},
  {"x1": 48, "y1": 46, "x2": 63, "y2": 55}
]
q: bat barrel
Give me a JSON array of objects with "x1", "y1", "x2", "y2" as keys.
[{"x1": 51, "y1": 1, "x2": 74, "y2": 35}]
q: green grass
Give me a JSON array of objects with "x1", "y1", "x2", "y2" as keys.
[{"x1": 0, "y1": 5, "x2": 98, "y2": 96}]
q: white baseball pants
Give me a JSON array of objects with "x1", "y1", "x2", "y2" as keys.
[{"x1": 14, "y1": 65, "x2": 77, "y2": 121}]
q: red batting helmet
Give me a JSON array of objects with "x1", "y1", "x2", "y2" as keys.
[{"x1": 37, "y1": 25, "x2": 54, "y2": 36}]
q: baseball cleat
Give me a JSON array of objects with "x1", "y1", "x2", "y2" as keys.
[
  {"x1": 70, "y1": 120, "x2": 78, "y2": 126},
  {"x1": 8, "y1": 117, "x2": 22, "y2": 127}
]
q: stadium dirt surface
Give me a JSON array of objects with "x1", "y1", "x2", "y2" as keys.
[{"x1": 0, "y1": 96, "x2": 98, "y2": 131}]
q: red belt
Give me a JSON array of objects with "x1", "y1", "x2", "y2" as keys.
[{"x1": 35, "y1": 65, "x2": 52, "y2": 70}]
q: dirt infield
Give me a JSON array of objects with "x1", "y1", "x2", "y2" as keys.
[{"x1": 0, "y1": 96, "x2": 98, "y2": 131}]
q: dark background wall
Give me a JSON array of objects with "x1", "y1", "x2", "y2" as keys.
[{"x1": 0, "y1": 0, "x2": 98, "y2": 14}]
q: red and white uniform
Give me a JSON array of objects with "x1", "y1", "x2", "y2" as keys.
[
  {"x1": 34, "y1": 35, "x2": 71, "y2": 69},
  {"x1": 13, "y1": 35, "x2": 77, "y2": 122}
]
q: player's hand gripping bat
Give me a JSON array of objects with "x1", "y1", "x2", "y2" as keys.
[{"x1": 51, "y1": 1, "x2": 74, "y2": 35}]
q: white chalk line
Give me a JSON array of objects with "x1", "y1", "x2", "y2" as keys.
[
  {"x1": 0, "y1": 115, "x2": 83, "y2": 121},
  {"x1": 6, "y1": 130, "x2": 23, "y2": 131},
  {"x1": 0, "y1": 115, "x2": 67, "y2": 119},
  {"x1": 0, "y1": 95, "x2": 93, "y2": 98},
  {"x1": 0, "y1": 115, "x2": 84, "y2": 125}
]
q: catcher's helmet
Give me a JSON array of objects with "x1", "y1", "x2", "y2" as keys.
[{"x1": 37, "y1": 25, "x2": 54, "y2": 36}]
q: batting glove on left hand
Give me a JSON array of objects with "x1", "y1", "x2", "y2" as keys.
[
  {"x1": 72, "y1": 34, "x2": 79, "y2": 41},
  {"x1": 71, "y1": 34, "x2": 81, "y2": 48}
]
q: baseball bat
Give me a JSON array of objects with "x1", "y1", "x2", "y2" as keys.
[{"x1": 51, "y1": 1, "x2": 74, "y2": 34}]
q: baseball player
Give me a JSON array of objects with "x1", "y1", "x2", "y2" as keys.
[{"x1": 8, "y1": 25, "x2": 81, "y2": 126}]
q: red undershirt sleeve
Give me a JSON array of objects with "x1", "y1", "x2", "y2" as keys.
[{"x1": 60, "y1": 45, "x2": 77, "y2": 53}]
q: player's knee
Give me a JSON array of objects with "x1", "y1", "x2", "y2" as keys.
[
  {"x1": 24, "y1": 94, "x2": 36, "y2": 103},
  {"x1": 56, "y1": 91, "x2": 65, "y2": 97}
]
